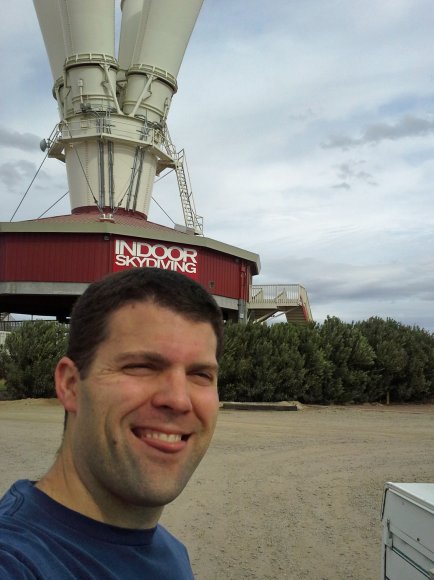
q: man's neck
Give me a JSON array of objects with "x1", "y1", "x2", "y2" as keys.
[{"x1": 36, "y1": 453, "x2": 163, "y2": 530}]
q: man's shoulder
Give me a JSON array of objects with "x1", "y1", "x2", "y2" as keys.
[
  {"x1": 0, "y1": 482, "x2": 56, "y2": 579},
  {"x1": 0, "y1": 482, "x2": 194, "y2": 579},
  {"x1": 154, "y1": 524, "x2": 191, "y2": 558},
  {"x1": 0, "y1": 550, "x2": 38, "y2": 579},
  {"x1": 0, "y1": 521, "x2": 195, "y2": 580},
  {"x1": 0, "y1": 480, "x2": 31, "y2": 512},
  {"x1": 0, "y1": 540, "x2": 41, "y2": 580}
]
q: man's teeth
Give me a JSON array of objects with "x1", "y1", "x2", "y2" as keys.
[{"x1": 145, "y1": 432, "x2": 182, "y2": 443}]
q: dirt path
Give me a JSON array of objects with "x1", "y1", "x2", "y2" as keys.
[{"x1": 1, "y1": 400, "x2": 433, "y2": 579}]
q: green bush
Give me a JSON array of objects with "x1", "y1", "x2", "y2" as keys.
[
  {"x1": 218, "y1": 317, "x2": 434, "y2": 404},
  {"x1": 2, "y1": 321, "x2": 68, "y2": 399},
  {"x1": 2, "y1": 316, "x2": 433, "y2": 404}
]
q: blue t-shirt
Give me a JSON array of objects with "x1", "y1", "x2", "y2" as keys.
[{"x1": 0, "y1": 480, "x2": 194, "y2": 579}]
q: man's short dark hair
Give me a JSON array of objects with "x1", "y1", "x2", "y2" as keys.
[{"x1": 67, "y1": 268, "x2": 224, "y2": 378}]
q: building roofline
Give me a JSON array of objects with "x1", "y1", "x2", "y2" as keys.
[{"x1": 0, "y1": 219, "x2": 261, "y2": 274}]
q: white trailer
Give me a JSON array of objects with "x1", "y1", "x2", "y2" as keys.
[{"x1": 381, "y1": 483, "x2": 434, "y2": 579}]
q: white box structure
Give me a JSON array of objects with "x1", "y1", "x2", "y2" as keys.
[{"x1": 381, "y1": 482, "x2": 434, "y2": 579}]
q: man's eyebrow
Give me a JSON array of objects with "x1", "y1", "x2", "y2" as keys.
[
  {"x1": 114, "y1": 352, "x2": 169, "y2": 365},
  {"x1": 187, "y1": 362, "x2": 219, "y2": 374},
  {"x1": 114, "y1": 352, "x2": 219, "y2": 372}
]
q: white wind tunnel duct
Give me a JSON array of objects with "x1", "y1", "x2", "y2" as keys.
[{"x1": 33, "y1": 0, "x2": 204, "y2": 218}]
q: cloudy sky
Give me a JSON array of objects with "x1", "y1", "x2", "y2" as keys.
[{"x1": 1, "y1": 0, "x2": 434, "y2": 330}]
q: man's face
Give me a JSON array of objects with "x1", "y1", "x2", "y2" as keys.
[{"x1": 67, "y1": 301, "x2": 219, "y2": 513}]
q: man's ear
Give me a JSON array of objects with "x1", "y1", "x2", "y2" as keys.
[{"x1": 55, "y1": 357, "x2": 80, "y2": 414}]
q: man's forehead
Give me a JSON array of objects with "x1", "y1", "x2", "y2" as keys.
[
  {"x1": 106, "y1": 299, "x2": 216, "y2": 337},
  {"x1": 98, "y1": 300, "x2": 218, "y2": 365}
]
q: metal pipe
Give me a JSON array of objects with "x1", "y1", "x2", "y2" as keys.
[
  {"x1": 108, "y1": 141, "x2": 114, "y2": 209},
  {"x1": 125, "y1": 146, "x2": 140, "y2": 210},
  {"x1": 98, "y1": 140, "x2": 105, "y2": 208},
  {"x1": 132, "y1": 147, "x2": 145, "y2": 211},
  {"x1": 101, "y1": 64, "x2": 122, "y2": 114},
  {"x1": 129, "y1": 74, "x2": 155, "y2": 118}
]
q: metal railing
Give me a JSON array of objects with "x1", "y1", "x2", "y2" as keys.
[
  {"x1": 0, "y1": 320, "x2": 62, "y2": 332},
  {"x1": 249, "y1": 284, "x2": 312, "y2": 321},
  {"x1": 0, "y1": 321, "x2": 26, "y2": 332},
  {"x1": 250, "y1": 284, "x2": 302, "y2": 302}
]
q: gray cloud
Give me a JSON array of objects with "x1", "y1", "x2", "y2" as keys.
[
  {"x1": 337, "y1": 160, "x2": 376, "y2": 183},
  {"x1": 287, "y1": 108, "x2": 318, "y2": 123},
  {"x1": 257, "y1": 255, "x2": 434, "y2": 330},
  {"x1": 309, "y1": 278, "x2": 434, "y2": 305},
  {"x1": 0, "y1": 127, "x2": 40, "y2": 152},
  {"x1": 331, "y1": 160, "x2": 377, "y2": 189},
  {"x1": 323, "y1": 115, "x2": 434, "y2": 149},
  {"x1": 0, "y1": 160, "x2": 38, "y2": 192}
]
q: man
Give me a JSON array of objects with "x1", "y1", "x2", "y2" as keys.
[{"x1": 0, "y1": 267, "x2": 224, "y2": 579}]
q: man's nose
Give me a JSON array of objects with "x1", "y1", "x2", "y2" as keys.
[{"x1": 151, "y1": 369, "x2": 193, "y2": 413}]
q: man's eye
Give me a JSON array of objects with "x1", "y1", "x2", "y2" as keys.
[
  {"x1": 192, "y1": 371, "x2": 214, "y2": 384},
  {"x1": 123, "y1": 364, "x2": 155, "y2": 374}
]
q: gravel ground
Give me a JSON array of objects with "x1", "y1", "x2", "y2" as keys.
[{"x1": 0, "y1": 399, "x2": 433, "y2": 579}]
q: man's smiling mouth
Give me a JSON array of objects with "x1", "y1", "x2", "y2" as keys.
[{"x1": 132, "y1": 428, "x2": 190, "y2": 443}]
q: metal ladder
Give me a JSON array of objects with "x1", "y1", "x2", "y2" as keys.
[
  {"x1": 174, "y1": 150, "x2": 203, "y2": 235},
  {"x1": 162, "y1": 127, "x2": 203, "y2": 235}
]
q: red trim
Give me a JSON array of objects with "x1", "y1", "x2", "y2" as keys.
[{"x1": 72, "y1": 206, "x2": 147, "y2": 220}]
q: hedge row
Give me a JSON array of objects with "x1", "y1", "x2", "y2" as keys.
[{"x1": 1, "y1": 316, "x2": 433, "y2": 404}]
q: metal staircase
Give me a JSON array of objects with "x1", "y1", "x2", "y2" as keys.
[{"x1": 248, "y1": 285, "x2": 313, "y2": 324}]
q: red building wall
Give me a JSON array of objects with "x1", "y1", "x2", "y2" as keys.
[
  {"x1": 0, "y1": 233, "x2": 110, "y2": 282},
  {"x1": 0, "y1": 232, "x2": 251, "y2": 301}
]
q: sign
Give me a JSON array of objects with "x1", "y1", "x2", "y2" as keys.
[{"x1": 113, "y1": 239, "x2": 198, "y2": 278}]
